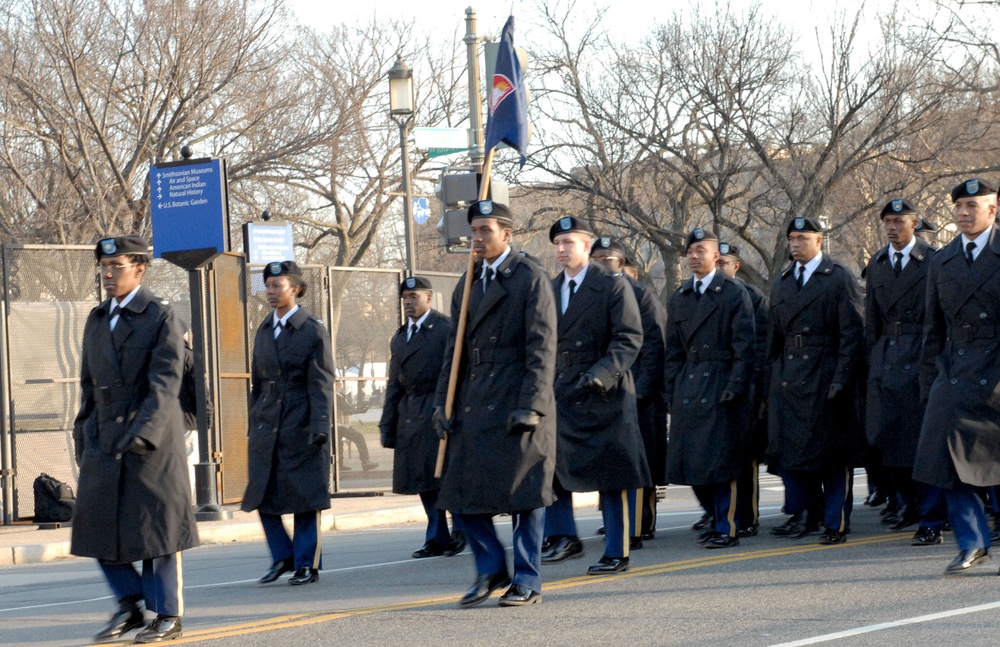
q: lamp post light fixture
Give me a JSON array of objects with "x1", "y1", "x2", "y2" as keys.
[{"x1": 388, "y1": 55, "x2": 417, "y2": 274}]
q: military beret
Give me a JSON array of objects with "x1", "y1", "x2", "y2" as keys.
[
  {"x1": 684, "y1": 227, "x2": 719, "y2": 251},
  {"x1": 916, "y1": 218, "x2": 937, "y2": 233},
  {"x1": 263, "y1": 260, "x2": 302, "y2": 279},
  {"x1": 548, "y1": 215, "x2": 593, "y2": 242},
  {"x1": 399, "y1": 275, "x2": 432, "y2": 295},
  {"x1": 591, "y1": 236, "x2": 627, "y2": 256},
  {"x1": 468, "y1": 200, "x2": 513, "y2": 225},
  {"x1": 950, "y1": 178, "x2": 997, "y2": 202},
  {"x1": 786, "y1": 217, "x2": 824, "y2": 236},
  {"x1": 879, "y1": 199, "x2": 918, "y2": 219},
  {"x1": 718, "y1": 241, "x2": 739, "y2": 258},
  {"x1": 94, "y1": 235, "x2": 149, "y2": 260},
  {"x1": 623, "y1": 256, "x2": 638, "y2": 268}
]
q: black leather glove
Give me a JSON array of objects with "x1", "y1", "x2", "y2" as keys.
[
  {"x1": 307, "y1": 430, "x2": 329, "y2": 447},
  {"x1": 574, "y1": 373, "x2": 605, "y2": 394},
  {"x1": 380, "y1": 430, "x2": 396, "y2": 449},
  {"x1": 827, "y1": 383, "x2": 844, "y2": 400},
  {"x1": 507, "y1": 408, "x2": 541, "y2": 433},
  {"x1": 719, "y1": 390, "x2": 738, "y2": 404},
  {"x1": 432, "y1": 406, "x2": 452, "y2": 440}
]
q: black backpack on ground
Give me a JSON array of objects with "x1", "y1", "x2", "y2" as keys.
[{"x1": 33, "y1": 472, "x2": 76, "y2": 523}]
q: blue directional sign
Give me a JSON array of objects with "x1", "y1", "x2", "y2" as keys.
[
  {"x1": 413, "y1": 196, "x2": 431, "y2": 225},
  {"x1": 149, "y1": 158, "x2": 230, "y2": 268}
]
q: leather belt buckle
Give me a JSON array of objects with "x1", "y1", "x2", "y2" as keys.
[
  {"x1": 99, "y1": 387, "x2": 111, "y2": 406},
  {"x1": 794, "y1": 334, "x2": 803, "y2": 348},
  {"x1": 472, "y1": 348, "x2": 481, "y2": 365}
]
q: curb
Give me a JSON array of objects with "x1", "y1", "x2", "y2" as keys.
[{"x1": 1, "y1": 492, "x2": 600, "y2": 567}]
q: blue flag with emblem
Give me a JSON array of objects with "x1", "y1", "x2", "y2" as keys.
[{"x1": 484, "y1": 15, "x2": 529, "y2": 168}]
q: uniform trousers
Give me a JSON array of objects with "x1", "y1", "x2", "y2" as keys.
[
  {"x1": 692, "y1": 482, "x2": 739, "y2": 537},
  {"x1": 735, "y1": 461, "x2": 760, "y2": 529},
  {"x1": 629, "y1": 487, "x2": 656, "y2": 537},
  {"x1": 599, "y1": 490, "x2": 632, "y2": 558},
  {"x1": 782, "y1": 466, "x2": 853, "y2": 532},
  {"x1": 544, "y1": 481, "x2": 578, "y2": 538},
  {"x1": 945, "y1": 484, "x2": 992, "y2": 551},
  {"x1": 259, "y1": 511, "x2": 322, "y2": 570},
  {"x1": 456, "y1": 509, "x2": 544, "y2": 592},
  {"x1": 887, "y1": 466, "x2": 946, "y2": 530},
  {"x1": 98, "y1": 553, "x2": 183, "y2": 617},
  {"x1": 419, "y1": 490, "x2": 452, "y2": 546}
]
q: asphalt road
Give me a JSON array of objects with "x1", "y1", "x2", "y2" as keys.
[{"x1": 3, "y1": 472, "x2": 1000, "y2": 647}]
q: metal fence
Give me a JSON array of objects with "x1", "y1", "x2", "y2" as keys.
[{"x1": 0, "y1": 243, "x2": 460, "y2": 523}]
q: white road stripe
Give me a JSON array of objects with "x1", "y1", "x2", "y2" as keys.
[{"x1": 768, "y1": 600, "x2": 1000, "y2": 646}]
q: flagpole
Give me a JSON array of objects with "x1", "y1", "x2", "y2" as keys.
[{"x1": 434, "y1": 150, "x2": 495, "y2": 478}]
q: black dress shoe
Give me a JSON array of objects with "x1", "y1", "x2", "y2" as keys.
[
  {"x1": 587, "y1": 556, "x2": 630, "y2": 575},
  {"x1": 911, "y1": 526, "x2": 943, "y2": 546},
  {"x1": 412, "y1": 542, "x2": 445, "y2": 559},
  {"x1": 692, "y1": 512, "x2": 714, "y2": 531},
  {"x1": 640, "y1": 531, "x2": 655, "y2": 541},
  {"x1": 444, "y1": 530, "x2": 467, "y2": 557},
  {"x1": 946, "y1": 548, "x2": 990, "y2": 573},
  {"x1": 459, "y1": 572, "x2": 511, "y2": 607},
  {"x1": 596, "y1": 526, "x2": 605, "y2": 535},
  {"x1": 890, "y1": 507, "x2": 919, "y2": 531},
  {"x1": 629, "y1": 537, "x2": 643, "y2": 550},
  {"x1": 770, "y1": 514, "x2": 803, "y2": 536},
  {"x1": 94, "y1": 599, "x2": 145, "y2": 642},
  {"x1": 865, "y1": 491, "x2": 887, "y2": 507},
  {"x1": 818, "y1": 529, "x2": 847, "y2": 545},
  {"x1": 288, "y1": 567, "x2": 319, "y2": 585},
  {"x1": 737, "y1": 524, "x2": 758, "y2": 538},
  {"x1": 259, "y1": 558, "x2": 294, "y2": 584},
  {"x1": 134, "y1": 615, "x2": 182, "y2": 644},
  {"x1": 880, "y1": 502, "x2": 900, "y2": 517},
  {"x1": 790, "y1": 522, "x2": 821, "y2": 539},
  {"x1": 698, "y1": 530, "x2": 721, "y2": 544},
  {"x1": 498, "y1": 583, "x2": 542, "y2": 606},
  {"x1": 541, "y1": 535, "x2": 583, "y2": 563},
  {"x1": 705, "y1": 535, "x2": 740, "y2": 549}
]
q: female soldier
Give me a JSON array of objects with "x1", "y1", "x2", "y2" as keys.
[{"x1": 241, "y1": 261, "x2": 335, "y2": 585}]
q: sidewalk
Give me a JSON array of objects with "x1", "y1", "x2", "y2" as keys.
[{"x1": 0, "y1": 492, "x2": 600, "y2": 567}]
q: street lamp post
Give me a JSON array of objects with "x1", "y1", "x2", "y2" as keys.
[{"x1": 388, "y1": 55, "x2": 417, "y2": 275}]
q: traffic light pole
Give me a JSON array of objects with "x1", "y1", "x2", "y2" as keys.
[{"x1": 465, "y1": 7, "x2": 484, "y2": 171}]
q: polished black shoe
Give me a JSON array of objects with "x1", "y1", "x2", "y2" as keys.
[
  {"x1": 444, "y1": 530, "x2": 467, "y2": 557},
  {"x1": 790, "y1": 522, "x2": 821, "y2": 539},
  {"x1": 705, "y1": 535, "x2": 740, "y2": 549},
  {"x1": 94, "y1": 599, "x2": 145, "y2": 642},
  {"x1": 818, "y1": 529, "x2": 847, "y2": 545},
  {"x1": 698, "y1": 530, "x2": 721, "y2": 544},
  {"x1": 258, "y1": 558, "x2": 294, "y2": 584},
  {"x1": 288, "y1": 567, "x2": 319, "y2": 585},
  {"x1": 890, "y1": 507, "x2": 919, "y2": 531},
  {"x1": 946, "y1": 548, "x2": 989, "y2": 573},
  {"x1": 134, "y1": 615, "x2": 182, "y2": 644},
  {"x1": 596, "y1": 526, "x2": 605, "y2": 535},
  {"x1": 911, "y1": 526, "x2": 944, "y2": 546},
  {"x1": 865, "y1": 491, "x2": 887, "y2": 507},
  {"x1": 587, "y1": 556, "x2": 630, "y2": 575},
  {"x1": 692, "y1": 512, "x2": 714, "y2": 531},
  {"x1": 640, "y1": 531, "x2": 656, "y2": 541},
  {"x1": 498, "y1": 583, "x2": 542, "y2": 606},
  {"x1": 629, "y1": 537, "x2": 643, "y2": 550},
  {"x1": 412, "y1": 542, "x2": 445, "y2": 559},
  {"x1": 737, "y1": 524, "x2": 758, "y2": 538},
  {"x1": 541, "y1": 535, "x2": 584, "y2": 563},
  {"x1": 459, "y1": 572, "x2": 511, "y2": 607},
  {"x1": 770, "y1": 514, "x2": 803, "y2": 536},
  {"x1": 880, "y1": 502, "x2": 900, "y2": 517}
]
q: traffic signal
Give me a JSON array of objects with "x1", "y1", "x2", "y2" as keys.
[{"x1": 435, "y1": 172, "x2": 508, "y2": 251}]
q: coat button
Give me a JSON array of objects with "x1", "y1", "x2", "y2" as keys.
[
  {"x1": 904, "y1": 364, "x2": 911, "y2": 370},
  {"x1": 787, "y1": 354, "x2": 793, "y2": 360},
  {"x1": 781, "y1": 381, "x2": 788, "y2": 387},
  {"x1": 981, "y1": 312, "x2": 989, "y2": 319},
  {"x1": 803, "y1": 326, "x2": 810, "y2": 332},
  {"x1": 489, "y1": 372, "x2": 495, "y2": 378},
  {"x1": 688, "y1": 374, "x2": 695, "y2": 379},
  {"x1": 889, "y1": 340, "x2": 896, "y2": 346},
  {"x1": 116, "y1": 416, "x2": 124, "y2": 423},
  {"x1": 958, "y1": 350, "x2": 965, "y2": 356},
  {"x1": 885, "y1": 364, "x2": 891, "y2": 370},
  {"x1": 575, "y1": 341, "x2": 583, "y2": 347},
  {"x1": 470, "y1": 374, "x2": 477, "y2": 380},
  {"x1": 487, "y1": 404, "x2": 495, "y2": 411},
  {"x1": 464, "y1": 406, "x2": 472, "y2": 413},
  {"x1": 951, "y1": 378, "x2": 959, "y2": 385},
  {"x1": 703, "y1": 372, "x2": 710, "y2": 377},
  {"x1": 558, "y1": 372, "x2": 564, "y2": 379},
  {"x1": 981, "y1": 379, "x2": 989, "y2": 385},
  {"x1": 490, "y1": 336, "x2": 497, "y2": 343},
  {"x1": 405, "y1": 418, "x2": 411, "y2": 423},
  {"x1": 803, "y1": 355, "x2": 809, "y2": 360},
  {"x1": 683, "y1": 399, "x2": 690, "y2": 404},
  {"x1": 701, "y1": 398, "x2": 707, "y2": 403}
]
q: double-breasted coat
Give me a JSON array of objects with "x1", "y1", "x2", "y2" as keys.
[
  {"x1": 734, "y1": 277, "x2": 770, "y2": 458},
  {"x1": 629, "y1": 276, "x2": 668, "y2": 485},
  {"x1": 71, "y1": 286, "x2": 199, "y2": 564},
  {"x1": 765, "y1": 255, "x2": 865, "y2": 471},
  {"x1": 864, "y1": 239, "x2": 934, "y2": 468},
  {"x1": 241, "y1": 306, "x2": 334, "y2": 515},
  {"x1": 379, "y1": 309, "x2": 450, "y2": 495},
  {"x1": 914, "y1": 227, "x2": 1000, "y2": 490},
  {"x1": 435, "y1": 251, "x2": 558, "y2": 514},
  {"x1": 552, "y1": 261, "x2": 650, "y2": 492},
  {"x1": 664, "y1": 273, "x2": 756, "y2": 485}
]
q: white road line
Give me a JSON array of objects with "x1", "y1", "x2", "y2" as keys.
[{"x1": 768, "y1": 600, "x2": 1000, "y2": 646}]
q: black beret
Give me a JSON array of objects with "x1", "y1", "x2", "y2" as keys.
[
  {"x1": 684, "y1": 227, "x2": 718, "y2": 251},
  {"x1": 915, "y1": 218, "x2": 937, "y2": 233},
  {"x1": 468, "y1": 200, "x2": 513, "y2": 225},
  {"x1": 718, "y1": 241, "x2": 739, "y2": 258},
  {"x1": 879, "y1": 199, "x2": 918, "y2": 219},
  {"x1": 786, "y1": 217, "x2": 824, "y2": 235},
  {"x1": 950, "y1": 178, "x2": 997, "y2": 202},
  {"x1": 548, "y1": 216, "x2": 593, "y2": 242},
  {"x1": 399, "y1": 276, "x2": 432, "y2": 295},
  {"x1": 590, "y1": 236, "x2": 627, "y2": 256},
  {"x1": 94, "y1": 235, "x2": 149, "y2": 260},
  {"x1": 263, "y1": 260, "x2": 302, "y2": 279}
]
